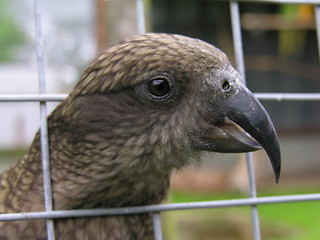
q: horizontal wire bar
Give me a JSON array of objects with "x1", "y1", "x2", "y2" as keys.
[
  {"x1": 218, "y1": 0, "x2": 320, "y2": 4},
  {"x1": 0, "y1": 193, "x2": 319, "y2": 222},
  {"x1": 255, "y1": 93, "x2": 320, "y2": 101},
  {"x1": 0, "y1": 94, "x2": 67, "y2": 102},
  {"x1": 0, "y1": 93, "x2": 319, "y2": 102}
]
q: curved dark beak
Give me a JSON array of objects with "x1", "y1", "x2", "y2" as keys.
[{"x1": 206, "y1": 86, "x2": 281, "y2": 183}]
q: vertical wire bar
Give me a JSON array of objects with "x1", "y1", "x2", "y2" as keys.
[
  {"x1": 315, "y1": 5, "x2": 320, "y2": 59},
  {"x1": 136, "y1": 2, "x2": 162, "y2": 239},
  {"x1": 152, "y1": 213, "x2": 163, "y2": 240},
  {"x1": 136, "y1": 0, "x2": 146, "y2": 34},
  {"x1": 230, "y1": 1, "x2": 246, "y2": 81},
  {"x1": 230, "y1": 2, "x2": 261, "y2": 240},
  {"x1": 245, "y1": 153, "x2": 261, "y2": 239},
  {"x1": 34, "y1": 0, "x2": 55, "y2": 239}
]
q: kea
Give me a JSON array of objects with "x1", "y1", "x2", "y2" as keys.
[{"x1": 0, "y1": 33, "x2": 281, "y2": 239}]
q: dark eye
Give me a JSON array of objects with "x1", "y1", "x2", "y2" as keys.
[
  {"x1": 147, "y1": 77, "x2": 171, "y2": 97},
  {"x1": 222, "y1": 80, "x2": 231, "y2": 91}
]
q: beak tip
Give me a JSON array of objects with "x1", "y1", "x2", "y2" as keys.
[
  {"x1": 272, "y1": 153, "x2": 281, "y2": 184},
  {"x1": 275, "y1": 166, "x2": 281, "y2": 184},
  {"x1": 275, "y1": 172, "x2": 280, "y2": 184}
]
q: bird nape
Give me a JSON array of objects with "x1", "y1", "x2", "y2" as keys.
[{"x1": 0, "y1": 33, "x2": 281, "y2": 240}]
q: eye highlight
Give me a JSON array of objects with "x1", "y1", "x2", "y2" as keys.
[{"x1": 147, "y1": 76, "x2": 172, "y2": 98}]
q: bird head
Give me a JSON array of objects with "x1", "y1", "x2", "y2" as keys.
[{"x1": 57, "y1": 33, "x2": 280, "y2": 183}]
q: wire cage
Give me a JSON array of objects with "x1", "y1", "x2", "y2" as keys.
[{"x1": 0, "y1": 0, "x2": 320, "y2": 240}]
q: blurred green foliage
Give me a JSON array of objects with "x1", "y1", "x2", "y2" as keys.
[
  {"x1": 0, "y1": 1, "x2": 26, "y2": 62},
  {"x1": 167, "y1": 188, "x2": 320, "y2": 240}
]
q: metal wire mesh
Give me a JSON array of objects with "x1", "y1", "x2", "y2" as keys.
[{"x1": 0, "y1": 0, "x2": 319, "y2": 240}]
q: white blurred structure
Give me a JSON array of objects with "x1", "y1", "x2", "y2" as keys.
[
  {"x1": 0, "y1": 0, "x2": 96, "y2": 149},
  {"x1": 0, "y1": 0, "x2": 144, "y2": 149}
]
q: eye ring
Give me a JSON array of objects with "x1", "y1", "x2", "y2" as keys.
[
  {"x1": 222, "y1": 80, "x2": 231, "y2": 92},
  {"x1": 146, "y1": 75, "x2": 173, "y2": 99}
]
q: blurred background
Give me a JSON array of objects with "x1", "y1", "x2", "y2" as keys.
[{"x1": 0, "y1": 0, "x2": 319, "y2": 239}]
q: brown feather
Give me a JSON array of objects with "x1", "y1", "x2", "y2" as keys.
[{"x1": 0, "y1": 33, "x2": 230, "y2": 239}]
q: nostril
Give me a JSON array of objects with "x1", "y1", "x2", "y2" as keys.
[{"x1": 222, "y1": 80, "x2": 231, "y2": 91}]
